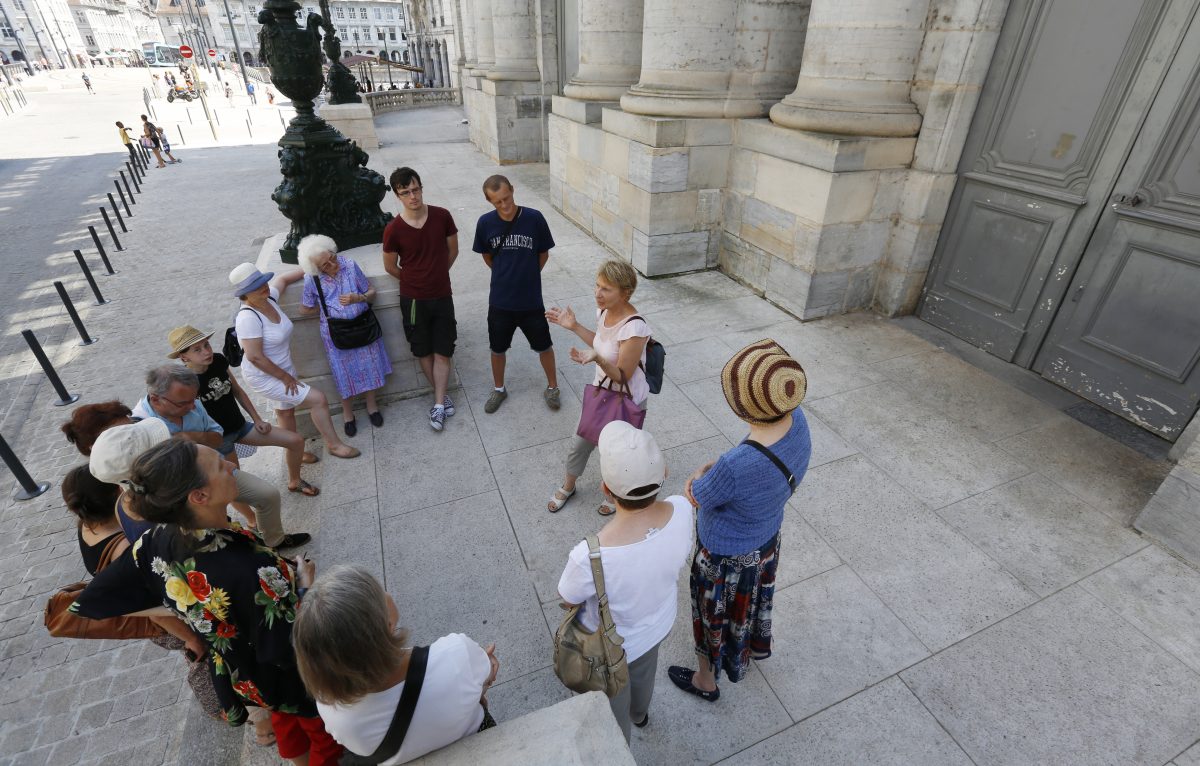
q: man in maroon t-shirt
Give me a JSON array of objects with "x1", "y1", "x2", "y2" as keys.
[{"x1": 382, "y1": 166, "x2": 460, "y2": 432}]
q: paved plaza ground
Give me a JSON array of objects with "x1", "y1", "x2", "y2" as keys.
[{"x1": 1, "y1": 75, "x2": 1199, "y2": 766}]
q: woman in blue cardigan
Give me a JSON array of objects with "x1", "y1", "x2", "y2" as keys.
[{"x1": 670, "y1": 340, "x2": 812, "y2": 701}]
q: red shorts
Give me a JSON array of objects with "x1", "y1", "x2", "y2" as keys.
[{"x1": 270, "y1": 711, "x2": 344, "y2": 765}]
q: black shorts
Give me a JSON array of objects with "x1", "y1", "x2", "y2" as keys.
[
  {"x1": 488, "y1": 307, "x2": 552, "y2": 354},
  {"x1": 400, "y1": 295, "x2": 456, "y2": 358}
]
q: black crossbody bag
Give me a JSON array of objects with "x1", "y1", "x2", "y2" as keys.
[
  {"x1": 362, "y1": 645, "x2": 429, "y2": 765},
  {"x1": 313, "y1": 274, "x2": 383, "y2": 350}
]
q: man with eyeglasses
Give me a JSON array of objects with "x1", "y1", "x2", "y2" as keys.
[
  {"x1": 131, "y1": 365, "x2": 311, "y2": 549},
  {"x1": 382, "y1": 167, "x2": 461, "y2": 432}
]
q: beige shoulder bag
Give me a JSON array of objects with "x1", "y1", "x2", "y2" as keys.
[{"x1": 553, "y1": 535, "x2": 629, "y2": 698}]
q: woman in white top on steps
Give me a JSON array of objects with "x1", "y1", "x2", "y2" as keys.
[
  {"x1": 545, "y1": 259, "x2": 651, "y2": 516},
  {"x1": 557, "y1": 421, "x2": 694, "y2": 742},
  {"x1": 229, "y1": 263, "x2": 360, "y2": 460},
  {"x1": 293, "y1": 565, "x2": 500, "y2": 764}
]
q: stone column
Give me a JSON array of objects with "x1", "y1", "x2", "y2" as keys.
[
  {"x1": 562, "y1": 0, "x2": 643, "y2": 102},
  {"x1": 472, "y1": 0, "x2": 495, "y2": 74},
  {"x1": 423, "y1": 39, "x2": 434, "y2": 84},
  {"x1": 769, "y1": 0, "x2": 927, "y2": 136},
  {"x1": 487, "y1": 0, "x2": 539, "y2": 80},
  {"x1": 459, "y1": 0, "x2": 477, "y2": 69},
  {"x1": 441, "y1": 39, "x2": 452, "y2": 86},
  {"x1": 620, "y1": 0, "x2": 809, "y2": 118}
]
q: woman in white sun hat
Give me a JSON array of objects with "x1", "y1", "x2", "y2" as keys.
[{"x1": 229, "y1": 263, "x2": 360, "y2": 460}]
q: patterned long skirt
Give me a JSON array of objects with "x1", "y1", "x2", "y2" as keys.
[{"x1": 689, "y1": 533, "x2": 780, "y2": 684}]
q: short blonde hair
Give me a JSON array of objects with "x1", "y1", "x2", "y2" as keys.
[
  {"x1": 598, "y1": 259, "x2": 638, "y2": 298},
  {"x1": 296, "y1": 234, "x2": 338, "y2": 275},
  {"x1": 293, "y1": 565, "x2": 408, "y2": 705}
]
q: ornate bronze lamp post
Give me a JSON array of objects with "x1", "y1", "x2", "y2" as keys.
[{"x1": 257, "y1": 0, "x2": 390, "y2": 263}]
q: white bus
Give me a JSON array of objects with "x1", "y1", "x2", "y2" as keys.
[{"x1": 142, "y1": 42, "x2": 183, "y2": 67}]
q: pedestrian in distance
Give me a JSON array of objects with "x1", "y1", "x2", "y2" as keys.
[
  {"x1": 156, "y1": 125, "x2": 180, "y2": 163},
  {"x1": 131, "y1": 365, "x2": 312, "y2": 548},
  {"x1": 472, "y1": 174, "x2": 560, "y2": 415},
  {"x1": 81, "y1": 72, "x2": 92, "y2": 93},
  {"x1": 225, "y1": 82, "x2": 233, "y2": 103},
  {"x1": 669, "y1": 340, "x2": 812, "y2": 703},
  {"x1": 70, "y1": 438, "x2": 345, "y2": 766},
  {"x1": 556, "y1": 422, "x2": 693, "y2": 741},
  {"x1": 545, "y1": 260, "x2": 652, "y2": 515},
  {"x1": 293, "y1": 565, "x2": 501, "y2": 763},
  {"x1": 247, "y1": 81, "x2": 257, "y2": 104},
  {"x1": 267, "y1": 87, "x2": 276, "y2": 105},
  {"x1": 168, "y1": 325, "x2": 318, "y2": 498},
  {"x1": 115, "y1": 120, "x2": 137, "y2": 165},
  {"x1": 140, "y1": 114, "x2": 166, "y2": 168},
  {"x1": 382, "y1": 167, "x2": 461, "y2": 432},
  {"x1": 296, "y1": 235, "x2": 392, "y2": 437},
  {"x1": 229, "y1": 263, "x2": 362, "y2": 460}
]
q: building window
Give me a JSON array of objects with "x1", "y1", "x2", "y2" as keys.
[
  {"x1": 377, "y1": 30, "x2": 383, "y2": 40},
  {"x1": 389, "y1": 29, "x2": 395, "y2": 40},
  {"x1": 373, "y1": 7, "x2": 380, "y2": 19},
  {"x1": 86, "y1": 34, "x2": 95, "y2": 45},
  {"x1": 386, "y1": 7, "x2": 393, "y2": 19},
  {"x1": 334, "y1": 6, "x2": 342, "y2": 17},
  {"x1": 339, "y1": 26, "x2": 347, "y2": 36},
  {"x1": 359, "y1": 7, "x2": 367, "y2": 18}
]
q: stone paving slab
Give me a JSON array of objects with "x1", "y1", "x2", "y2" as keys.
[{"x1": 0, "y1": 93, "x2": 1195, "y2": 766}]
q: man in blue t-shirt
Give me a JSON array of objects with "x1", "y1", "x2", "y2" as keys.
[{"x1": 472, "y1": 174, "x2": 560, "y2": 414}]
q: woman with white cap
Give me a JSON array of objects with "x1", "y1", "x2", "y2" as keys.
[
  {"x1": 556, "y1": 421, "x2": 694, "y2": 741},
  {"x1": 229, "y1": 263, "x2": 360, "y2": 460},
  {"x1": 669, "y1": 340, "x2": 812, "y2": 703}
]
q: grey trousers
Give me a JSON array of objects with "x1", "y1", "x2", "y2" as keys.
[
  {"x1": 234, "y1": 469, "x2": 284, "y2": 546},
  {"x1": 609, "y1": 642, "x2": 660, "y2": 743}
]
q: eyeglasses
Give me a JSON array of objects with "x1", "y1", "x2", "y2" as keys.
[
  {"x1": 396, "y1": 186, "x2": 423, "y2": 199},
  {"x1": 154, "y1": 394, "x2": 194, "y2": 409}
]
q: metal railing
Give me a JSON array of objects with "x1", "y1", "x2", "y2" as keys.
[{"x1": 362, "y1": 87, "x2": 459, "y2": 115}]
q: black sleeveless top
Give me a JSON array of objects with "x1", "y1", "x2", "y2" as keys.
[{"x1": 78, "y1": 527, "x2": 124, "y2": 576}]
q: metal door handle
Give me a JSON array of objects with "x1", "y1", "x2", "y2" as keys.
[{"x1": 1111, "y1": 193, "x2": 1144, "y2": 208}]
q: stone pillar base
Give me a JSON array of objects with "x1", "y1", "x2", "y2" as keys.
[
  {"x1": 463, "y1": 78, "x2": 550, "y2": 163},
  {"x1": 719, "y1": 119, "x2": 921, "y2": 319},
  {"x1": 317, "y1": 103, "x2": 379, "y2": 149},
  {"x1": 253, "y1": 235, "x2": 438, "y2": 436},
  {"x1": 549, "y1": 96, "x2": 731, "y2": 276}
]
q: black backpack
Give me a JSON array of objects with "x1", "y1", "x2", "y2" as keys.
[
  {"x1": 628, "y1": 315, "x2": 666, "y2": 394},
  {"x1": 223, "y1": 307, "x2": 260, "y2": 367}
]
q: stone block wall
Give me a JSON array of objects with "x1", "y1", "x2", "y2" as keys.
[{"x1": 549, "y1": 97, "x2": 730, "y2": 275}]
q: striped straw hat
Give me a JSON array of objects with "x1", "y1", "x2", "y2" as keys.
[{"x1": 721, "y1": 339, "x2": 807, "y2": 423}]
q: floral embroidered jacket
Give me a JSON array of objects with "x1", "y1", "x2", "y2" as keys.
[{"x1": 70, "y1": 523, "x2": 315, "y2": 725}]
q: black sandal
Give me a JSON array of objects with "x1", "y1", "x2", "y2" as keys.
[{"x1": 668, "y1": 666, "x2": 720, "y2": 702}]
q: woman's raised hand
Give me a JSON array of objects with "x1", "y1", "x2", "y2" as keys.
[
  {"x1": 568, "y1": 346, "x2": 598, "y2": 365},
  {"x1": 545, "y1": 305, "x2": 577, "y2": 331}
]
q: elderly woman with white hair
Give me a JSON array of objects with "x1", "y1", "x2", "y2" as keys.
[{"x1": 296, "y1": 234, "x2": 392, "y2": 436}]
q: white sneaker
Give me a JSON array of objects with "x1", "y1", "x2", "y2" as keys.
[{"x1": 429, "y1": 406, "x2": 445, "y2": 432}]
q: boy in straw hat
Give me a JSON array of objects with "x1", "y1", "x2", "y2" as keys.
[
  {"x1": 167, "y1": 324, "x2": 319, "y2": 499},
  {"x1": 669, "y1": 339, "x2": 811, "y2": 702}
]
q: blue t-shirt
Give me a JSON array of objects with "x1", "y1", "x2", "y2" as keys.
[{"x1": 472, "y1": 207, "x2": 555, "y2": 311}]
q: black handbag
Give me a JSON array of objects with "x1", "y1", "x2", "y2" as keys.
[{"x1": 312, "y1": 274, "x2": 383, "y2": 350}]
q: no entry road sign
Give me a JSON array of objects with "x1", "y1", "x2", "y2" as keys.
[
  {"x1": 207, "y1": 48, "x2": 216, "y2": 59},
  {"x1": 179, "y1": 45, "x2": 194, "y2": 59}
]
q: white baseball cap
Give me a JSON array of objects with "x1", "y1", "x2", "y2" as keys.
[
  {"x1": 598, "y1": 421, "x2": 665, "y2": 501},
  {"x1": 89, "y1": 419, "x2": 171, "y2": 485}
]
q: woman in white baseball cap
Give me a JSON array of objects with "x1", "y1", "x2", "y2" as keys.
[
  {"x1": 555, "y1": 421, "x2": 694, "y2": 741},
  {"x1": 228, "y1": 263, "x2": 360, "y2": 460}
]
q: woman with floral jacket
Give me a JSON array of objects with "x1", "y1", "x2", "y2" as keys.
[{"x1": 70, "y1": 439, "x2": 342, "y2": 766}]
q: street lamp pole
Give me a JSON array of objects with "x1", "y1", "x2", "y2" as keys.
[
  {"x1": 217, "y1": 0, "x2": 249, "y2": 96},
  {"x1": 31, "y1": 1, "x2": 64, "y2": 67},
  {"x1": 382, "y1": 33, "x2": 392, "y2": 86},
  {"x1": 0, "y1": 3, "x2": 34, "y2": 75}
]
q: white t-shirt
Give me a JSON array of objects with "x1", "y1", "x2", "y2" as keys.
[
  {"x1": 234, "y1": 287, "x2": 297, "y2": 387},
  {"x1": 317, "y1": 633, "x2": 491, "y2": 765},
  {"x1": 591, "y1": 308, "x2": 651, "y2": 404},
  {"x1": 556, "y1": 496, "x2": 694, "y2": 662}
]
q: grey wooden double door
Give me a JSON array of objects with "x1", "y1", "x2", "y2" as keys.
[{"x1": 920, "y1": 0, "x2": 1200, "y2": 441}]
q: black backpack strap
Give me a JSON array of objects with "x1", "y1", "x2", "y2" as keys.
[
  {"x1": 312, "y1": 275, "x2": 331, "y2": 318},
  {"x1": 367, "y1": 645, "x2": 429, "y2": 764},
  {"x1": 743, "y1": 439, "x2": 797, "y2": 493}
]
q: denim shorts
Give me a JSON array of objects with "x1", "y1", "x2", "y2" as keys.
[{"x1": 217, "y1": 421, "x2": 255, "y2": 456}]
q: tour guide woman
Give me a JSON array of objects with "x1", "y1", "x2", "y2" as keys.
[
  {"x1": 69, "y1": 439, "x2": 343, "y2": 765},
  {"x1": 669, "y1": 340, "x2": 812, "y2": 702}
]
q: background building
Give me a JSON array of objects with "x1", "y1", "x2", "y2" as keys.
[{"x1": 0, "y1": 0, "x2": 88, "y2": 67}]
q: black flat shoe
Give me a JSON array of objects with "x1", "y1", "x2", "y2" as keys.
[
  {"x1": 344, "y1": 418, "x2": 357, "y2": 437},
  {"x1": 668, "y1": 666, "x2": 720, "y2": 702},
  {"x1": 633, "y1": 713, "x2": 649, "y2": 729},
  {"x1": 275, "y1": 533, "x2": 312, "y2": 549},
  {"x1": 368, "y1": 410, "x2": 383, "y2": 428}
]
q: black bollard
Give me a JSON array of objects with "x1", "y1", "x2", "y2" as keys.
[
  {"x1": 106, "y1": 194, "x2": 127, "y2": 232},
  {"x1": 0, "y1": 433, "x2": 50, "y2": 501},
  {"x1": 54, "y1": 280, "x2": 99, "y2": 344},
  {"x1": 120, "y1": 171, "x2": 136, "y2": 204},
  {"x1": 114, "y1": 180, "x2": 133, "y2": 216},
  {"x1": 21, "y1": 329, "x2": 80, "y2": 406},
  {"x1": 72, "y1": 250, "x2": 109, "y2": 306},
  {"x1": 87, "y1": 225, "x2": 117, "y2": 275},
  {"x1": 100, "y1": 207, "x2": 124, "y2": 251},
  {"x1": 125, "y1": 162, "x2": 141, "y2": 193}
]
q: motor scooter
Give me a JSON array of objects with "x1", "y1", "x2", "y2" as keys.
[{"x1": 166, "y1": 84, "x2": 197, "y2": 103}]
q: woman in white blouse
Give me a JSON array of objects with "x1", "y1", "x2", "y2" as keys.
[
  {"x1": 293, "y1": 565, "x2": 499, "y2": 765},
  {"x1": 229, "y1": 263, "x2": 360, "y2": 460},
  {"x1": 557, "y1": 422, "x2": 694, "y2": 741}
]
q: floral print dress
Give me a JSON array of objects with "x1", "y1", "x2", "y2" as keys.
[{"x1": 71, "y1": 523, "x2": 316, "y2": 725}]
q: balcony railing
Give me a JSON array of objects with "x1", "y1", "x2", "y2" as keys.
[{"x1": 362, "y1": 87, "x2": 458, "y2": 114}]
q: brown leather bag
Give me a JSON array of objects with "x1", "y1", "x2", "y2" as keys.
[{"x1": 44, "y1": 535, "x2": 165, "y2": 640}]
